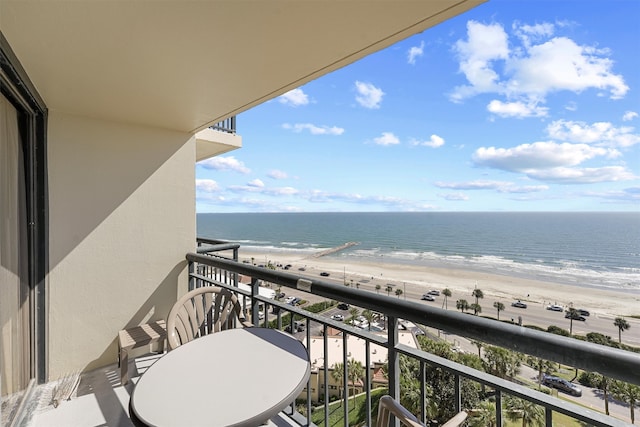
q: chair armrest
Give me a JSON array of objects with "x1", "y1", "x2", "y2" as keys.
[{"x1": 441, "y1": 411, "x2": 467, "y2": 427}]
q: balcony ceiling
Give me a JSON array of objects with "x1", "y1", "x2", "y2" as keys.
[{"x1": 0, "y1": 0, "x2": 484, "y2": 133}]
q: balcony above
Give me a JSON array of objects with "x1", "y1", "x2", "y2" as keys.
[
  {"x1": 0, "y1": 1, "x2": 486, "y2": 133},
  {"x1": 195, "y1": 118, "x2": 242, "y2": 162}
]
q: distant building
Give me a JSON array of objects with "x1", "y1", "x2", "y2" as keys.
[{"x1": 301, "y1": 328, "x2": 419, "y2": 403}]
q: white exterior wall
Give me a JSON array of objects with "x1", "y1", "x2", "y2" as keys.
[{"x1": 47, "y1": 111, "x2": 194, "y2": 377}]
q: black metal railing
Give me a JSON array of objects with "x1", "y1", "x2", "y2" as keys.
[
  {"x1": 209, "y1": 116, "x2": 236, "y2": 134},
  {"x1": 187, "y1": 244, "x2": 639, "y2": 427}
]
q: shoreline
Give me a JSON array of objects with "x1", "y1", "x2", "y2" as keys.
[{"x1": 238, "y1": 247, "x2": 639, "y2": 318}]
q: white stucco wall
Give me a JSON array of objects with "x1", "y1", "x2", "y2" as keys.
[{"x1": 47, "y1": 111, "x2": 194, "y2": 377}]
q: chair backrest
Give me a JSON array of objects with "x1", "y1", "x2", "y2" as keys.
[
  {"x1": 166, "y1": 286, "x2": 250, "y2": 350},
  {"x1": 376, "y1": 395, "x2": 468, "y2": 427}
]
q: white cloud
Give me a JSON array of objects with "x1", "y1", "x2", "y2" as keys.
[
  {"x1": 527, "y1": 166, "x2": 636, "y2": 183},
  {"x1": 373, "y1": 132, "x2": 400, "y2": 146},
  {"x1": 546, "y1": 120, "x2": 640, "y2": 148},
  {"x1": 355, "y1": 81, "x2": 384, "y2": 109},
  {"x1": 268, "y1": 170, "x2": 288, "y2": 180},
  {"x1": 278, "y1": 88, "x2": 310, "y2": 107},
  {"x1": 198, "y1": 156, "x2": 251, "y2": 174},
  {"x1": 450, "y1": 21, "x2": 629, "y2": 106},
  {"x1": 410, "y1": 134, "x2": 445, "y2": 148},
  {"x1": 440, "y1": 192, "x2": 469, "y2": 201},
  {"x1": 487, "y1": 99, "x2": 548, "y2": 118},
  {"x1": 282, "y1": 123, "x2": 345, "y2": 135},
  {"x1": 623, "y1": 111, "x2": 638, "y2": 121},
  {"x1": 247, "y1": 179, "x2": 264, "y2": 188},
  {"x1": 195, "y1": 179, "x2": 219, "y2": 192},
  {"x1": 407, "y1": 41, "x2": 424, "y2": 65},
  {"x1": 473, "y1": 141, "x2": 610, "y2": 171},
  {"x1": 509, "y1": 36, "x2": 628, "y2": 100},
  {"x1": 584, "y1": 187, "x2": 640, "y2": 202},
  {"x1": 451, "y1": 21, "x2": 509, "y2": 101},
  {"x1": 513, "y1": 21, "x2": 555, "y2": 49},
  {"x1": 434, "y1": 180, "x2": 548, "y2": 193}
]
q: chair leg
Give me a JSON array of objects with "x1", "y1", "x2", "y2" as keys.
[{"x1": 120, "y1": 348, "x2": 129, "y2": 385}]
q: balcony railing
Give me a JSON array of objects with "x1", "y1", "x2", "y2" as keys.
[
  {"x1": 187, "y1": 242, "x2": 639, "y2": 427},
  {"x1": 208, "y1": 116, "x2": 236, "y2": 134}
]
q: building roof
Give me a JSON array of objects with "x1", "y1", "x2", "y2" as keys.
[{"x1": 305, "y1": 331, "x2": 418, "y2": 370}]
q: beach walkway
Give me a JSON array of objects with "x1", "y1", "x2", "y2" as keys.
[{"x1": 309, "y1": 242, "x2": 358, "y2": 258}]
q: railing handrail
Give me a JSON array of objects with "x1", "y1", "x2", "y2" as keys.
[{"x1": 186, "y1": 252, "x2": 640, "y2": 387}]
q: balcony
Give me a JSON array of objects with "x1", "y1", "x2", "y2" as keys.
[{"x1": 24, "y1": 240, "x2": 639, "y2": 427}]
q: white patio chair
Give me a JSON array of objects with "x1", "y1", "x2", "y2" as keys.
[
  {"x1": 166, "y1": 285, "x2": 252, "y2": 350},
  {"x1": 376, "y1": 395, "x2": 468, "y2": 427}
]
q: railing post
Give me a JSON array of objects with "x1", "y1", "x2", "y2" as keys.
[
  {"x1": 343, "y1": 333, "x2": 349, "y2": 423},
  {"x1": 420, "y1": 360, "x2": 426, "y2": 424},
  {"x1": 545, "y1": 407, "x2": 553, "y2": 426},
  {"x1": 495, "y1": 389, "x2": 502, "y2": 426},
  {"x1": 387, "y1": 316, "x2": 399, "y2": 399},
  {"x1": 323, "y1": 324, "x2": 329, "y2": 427},
  {"x1": 188, "y1": 260, "x2": 195, "y2": 291},
  {"x1": 250, "y1": 277, "x2": 260, "y2": 326},
  {"x1": 454, "y1": 373, "x2": 461, "y2": 413}
]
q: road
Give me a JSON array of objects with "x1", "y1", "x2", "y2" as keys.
[
  {"x1": 283, "y1": 265, "x2": 640, "y2": 347},
  {"x1": 272, "y1": 269, "x2": 638, "y2": 425}
]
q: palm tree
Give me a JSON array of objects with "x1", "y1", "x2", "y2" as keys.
[
  {"x1": 471, "y1": 340, "x2": 484, "y2": 358},
  {"x1": 526, "y1": 356, "x2": 555, "y2": 388},
  {"x1": 385, "y1": 284, "x2": 393, "y2": 297},
  {"x1": 331, "y1": 362, "x2": 345, "y2": 406},
  {"x1": 472, "y1": 287, "x2": 484, "y2": 305},
  {"x1": 470, "y1": 302, "x2": 482, "y2": 315},
  {"x1": 362, "y1": 309, "x2": 375, "y2": 331},
  {"x1": 596, "y1": 374, "x2": 610, "y2": 415},
  {"x1": 442, "y1": 288, "x2": 452, "y2": 309},
  {"x1": 468, "y1": 400, "x2": 496, "y2": 427},
  {"x1": 456, "y1": 299, "x2": 469, "y2": 313},
  {"x1": 349, "y1": 307, "x2": 359, "y2": 325},
  {"x1": 347, "y1": 359, "x2": 365, "y2": 409},
  {"x1": 395, "y1": 288, "x2": 403, "y2": 298},
  {"x1": 375, "y1": 284, "x2": 381, "y2": 294},
  {"x1": 614, "y1": 317, "x2": 630, "y2": 344},
  {"x1": 505, "y1": 396, "x2": 545, "y2": 427},
  {"x1": 612, "y1": 380, "x2": 640, "y2": 424},
  {"x1": 566, "y1": 307, "x2": 579, "y2": 335},
  {"x1": 493, "y1": 301, "x2": 505, "y2": 320}
]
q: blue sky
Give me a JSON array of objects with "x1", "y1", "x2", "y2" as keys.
[{"x1": 196, "y1": 0, "x2": 640, "y2": 213}]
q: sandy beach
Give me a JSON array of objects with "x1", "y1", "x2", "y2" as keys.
[{"x1": 238, "y1": 248, "x2": 639, "y2": 318}]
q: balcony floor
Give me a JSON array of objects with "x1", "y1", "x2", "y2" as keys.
[{"x1": 26, "y1": 353, "x2": 299, "y2": 427}]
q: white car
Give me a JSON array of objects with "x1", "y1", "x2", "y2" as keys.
[
  {"x1": 331, "y1": 314, "x2": 344, "y2": 321},
  {"x1": 284, "y1": 296, "x2": 296, "y2": 304},
  {"x1": 547, "y1": 304, "x2": 563, "y2": 312}
]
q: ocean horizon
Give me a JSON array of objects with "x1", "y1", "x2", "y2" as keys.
[{"x1": 197, "y1": 212, "x2": 640, "y2": 294}]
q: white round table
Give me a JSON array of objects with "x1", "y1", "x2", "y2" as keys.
[{"x1": 130, "y1": 327, "x2": 310, "y2": 426}]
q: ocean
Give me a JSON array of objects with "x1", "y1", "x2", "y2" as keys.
[{"x1": 197, "y1": 212, "x2": 640, "y2": 293}]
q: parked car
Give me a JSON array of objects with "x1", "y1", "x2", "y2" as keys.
[
  {"x1": 428, "y1": 290, "x2": 440, "y2": 296},
  {"x1": 565, "y1": 311, "x2": 586, "y2": 321},
  {"x1": 577, "y1": 309, "x2": 590, "y2": 316},
  {"x1": 337, "y1": 303, "x2": 349, "y2": 310},
  {"x1": 284, "y1": 296, "x2": 295, "y2": 304},
  {"x1": 320, "y1": 272, "x2": 330, "y2": 277},
  {"x1": 511, "y1": 300, "x2": 527, "y2": 309},
  {"x1": 331, "y1": 314, "x2": 344, "y2": 321},
  {"x1": 546, "y1": 304, "x2": 563, "y2": 311},
  {"x1": 542, "y1": 375, "x2": 582, "y2": 397},
  {"x1": 276, "y1": 292, "x2": 286, "y2": 299},
  {"x1": 421, "y1": 294, "x2": 435, "y2": 301}
]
